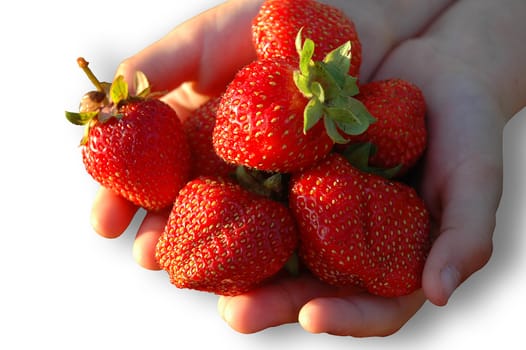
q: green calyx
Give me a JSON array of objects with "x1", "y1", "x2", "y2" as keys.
[
  {"x1": 65, "y1": 57, "x2": 152, "y2": 144},
  {"x1": 235, "y1": 166, "x2": 289, "y2": 202},
  {"x1": 293, "y1": 29, "x2": 375, "y2": 144},
  {"x1": 342, "y1": 142, "x2": 402, "y2": 179}
]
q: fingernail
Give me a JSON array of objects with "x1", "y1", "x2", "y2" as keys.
[{"x1": 440, "y1": 265, "x2": 461, "y2": 303}]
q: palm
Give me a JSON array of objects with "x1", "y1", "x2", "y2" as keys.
[
  {"x1": 217, "y1": 39, "x2": 505, "y2": 334},
  {"x1": 89, "y1": 0, "x2": 520, "y2": 337}
]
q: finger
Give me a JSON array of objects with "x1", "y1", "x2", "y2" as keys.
[
  {"x1": 116, "y1": 0, "x2": 260, "y2": 95},
  {"x1": 217, "y1": 274, "x2": 353, "y2": 334},
  {"x1": 371, "y1": 34, "x2": 505, "y2": 306},
  {"x1": 422, "y1": 160, "x2": 502, "y2": 306},
  {"x1": 299, "y1": 290, "x2": 426, "y2": 337},
  {"x1": 420, "y1": 82, "x2": 504, "y2": 305},
  {"x1": 90, "y1": 187, "x2": 139, "y2": 238},
  {"x1": 133, "y1": 209, "x2": 170, "y2": 270},
  {"x1": 322, "y1": 0, "x2": 456, "y2": 81}
]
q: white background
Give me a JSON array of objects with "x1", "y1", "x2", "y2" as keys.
[{"x1": 1, "y1": 1, "x2": 525, "y2": 348}]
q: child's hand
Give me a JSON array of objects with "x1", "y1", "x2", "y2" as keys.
[{"x1": 90, "y1": 0, "x2": 526, "y2": 336}]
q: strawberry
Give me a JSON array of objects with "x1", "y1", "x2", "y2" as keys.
[
  {"x1": 213, "y1": 57, "x2": 330, "y2": 173},
  {"x1": 213, "y1": 32, "x2": 374, "y2": 173},
  {"x1": 253, "y1": 0, "x2": 362, "y2": 78},
  {"x1": 344, "y1": 79, "x2": 427, "y2": 175},
  {"x1": 289, "y1": 153, "x2": 430, "y2": 297},
  {"x1": 181, "y1": 96, "x2": 236, "y2": 179},
  {"x1": 155, "y1": 176, "x2": 299, "y2": 296},
  {"x1": 66, "y1": 58, "x2": 191, "y2": 211}
]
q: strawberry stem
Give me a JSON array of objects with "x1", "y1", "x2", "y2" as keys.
[
  {"x1": 77, "y1": 57, "x2": 105, "y2": 93},
  {"x1": 235, "y1": 166, "x2": 288, "y2": 201}
]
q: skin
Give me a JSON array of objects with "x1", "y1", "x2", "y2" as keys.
[{"x1": 90, "y1": 0, "x2": 526, "y2": 337}]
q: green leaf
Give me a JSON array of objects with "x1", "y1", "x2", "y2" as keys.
[
  {"x1": 323, "y1": 41, "x2": 351, "y2": 77},
  {"x1": 347, "y1": 97, "x2": 376, "y2": 125},
  {"x1": 338, "y1": 110, "x2": 370, "y2": 135},
  {"x1": 297, "y1": 33, "x2": 315, "y2": 76},
  {"x1": 324, "y1": 96, "x2": 376, "y2": 136},
  {"x1": 323, "y1": 118, "x2": 348, "y2": 144},
  {"x1": 310, "y1": 82, "x2": 325, "y2": 103},
  {"x1": 342, "y1": 142, "x2": 402, "y2": 179},
  {"x1": 110, "y1": 75, "x2": 129, "y2": 105},
  {"x1": 295, "y1": 27, "x2": 304, "y2": 56},
  {"x1": 263, "y1": 173, "x2": 284, "y2": 194},
  {"x1": 326, "y1": 107, "x2": 368, "y2": 136},
  {"x1": 65, "y1": 110, "x2": 98, "y2": 125},
  {"x1": 343, "y1": 142, "x2": 375, "y2": 170},
  {"x1": 293, "y1": 70, "x2": 312, "y2": 98},
  {"x1": 304, "y1": 98, "x2": 324, "y2": 133},
  {"x1": 314, "y1": 62, "x2": 341, "y2": 99},
  {"x1": 290, "y1": 28, "x2": 375, "y2": 144},
  {"x1": 335, "y1": 119, "x2": 369, "y2": 136},
  {"x1": 325, "y1": 106, "x2": 358, "y2": 123},
  {"x1": 342, "y1": 75, "x2": 360, "y2": 96},
  {"x1": 235, "y1": 166, "x2": 287, "y2": 200},
  {"x1": 80, "y1": 124, "x2": 91, "y2": 146},
  {"x1": 134, "y1": 71, "x2": 151, "y2": 97}
]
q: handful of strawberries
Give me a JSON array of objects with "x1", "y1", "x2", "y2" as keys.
[{"x1": 67, "y1": 0, "x2": 431, "y2": 298}]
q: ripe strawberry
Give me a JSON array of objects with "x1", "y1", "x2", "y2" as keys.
[
  {"x1": 345, "y1": 79, "x2": 427, "y2": 175},
  {"x1": 66, "y1": 58, "x2": 191, "y2": 211},
  {"x1": 253, "y1": 0, "x2": 362, "y2": 78},
  {"x1": 155, "y1": 177, "x2": 299, "y2": 296},
  {"x1": 181, "y1": 96, "x2": 236, "y2": 178},
  {"x1": 289, "y1": 153, "x2": 430, "y2": 297},
  {"x1": 213, "y1": 32, "x2": 374, "y2": 173},
  {"x1": 213, "y1": 58, "x2": 329, "y2": 173}
]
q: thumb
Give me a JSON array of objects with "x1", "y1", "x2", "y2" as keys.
[{"x1": 115, "y1": 0, "x2": 260, "y2": 95}]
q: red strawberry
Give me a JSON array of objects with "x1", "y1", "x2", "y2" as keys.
[
  {"x1": 213, "y1": 33, "x2": 374, "y2": 173},
  {"x1": 182, "y1": 96, "x2": 236, "y2": 178},
  {"x1": 213, "y1": 58, "x2": 330, "y2": 173},
  {"x1": 253, "y1": 0, "x2": 362, "y2": 78},
  {"x1": 345, "y1": 79, "x2": 427, "y2": 175},
  {"x1": 289, "y1": 153, "x2": 430, "y2": 297},
  {"x1": 155, "y1": 176, "x2": 299, "y2": 296},
  {"x1": 66, "y1": 58, "x2": 191, "y2": 211}
]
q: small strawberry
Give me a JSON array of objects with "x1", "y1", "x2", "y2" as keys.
[
  {"x1": 155, "y1": 176, "x2": 298, "y2": 296},
  {"x1": 181, "y1": 96, "x2": 236, "y2": 179},
  {"x1": 253, "y1": 0, "x2": 362, "y2": 78},
  {"x1": 344, "y1": 79, "x2": 427, "y2": 175},
  {"x1": 213, "y1": 31, "x2": 374, "y2": 173},
  {"x1": 289, "y1": 153, "x2": 430, "y2": 297},
  {"x1": 66, "y1": 58, "x2": 191, "y2": 211}
]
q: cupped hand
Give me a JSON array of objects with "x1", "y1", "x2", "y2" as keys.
[
  {"x1": 90, "y1": 0, "x2": 526, "y2": 336},
  {"x1": 90, "y1": 0, "x2": 262, "y2": 270}
]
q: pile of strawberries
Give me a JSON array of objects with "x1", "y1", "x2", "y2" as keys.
[{"x1": 67, "y1": 0, "x2": 431, "y2": 298}]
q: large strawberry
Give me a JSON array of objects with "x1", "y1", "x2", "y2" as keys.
[
  {"x1": 344, "y1": 79, "x2": 427, "y2": 175},
  {"x1": 66, "y1": 58, "x2": 191, "y2": 211},
  {"x1": 155, "y1": 176, "x2": 299, "y2": 296},
  {"x1": 289, "y1": 153, "x2": 431, "y2": 297},
  {"x1": 181, "y1": 96, "x2": 236, "y2": 179},
  {"x1": 213, "y1": 32, "x2": 374, "y2": 173},
  {"x1": 253, "y1": 0, "x2": 362, "y2": 78}
]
